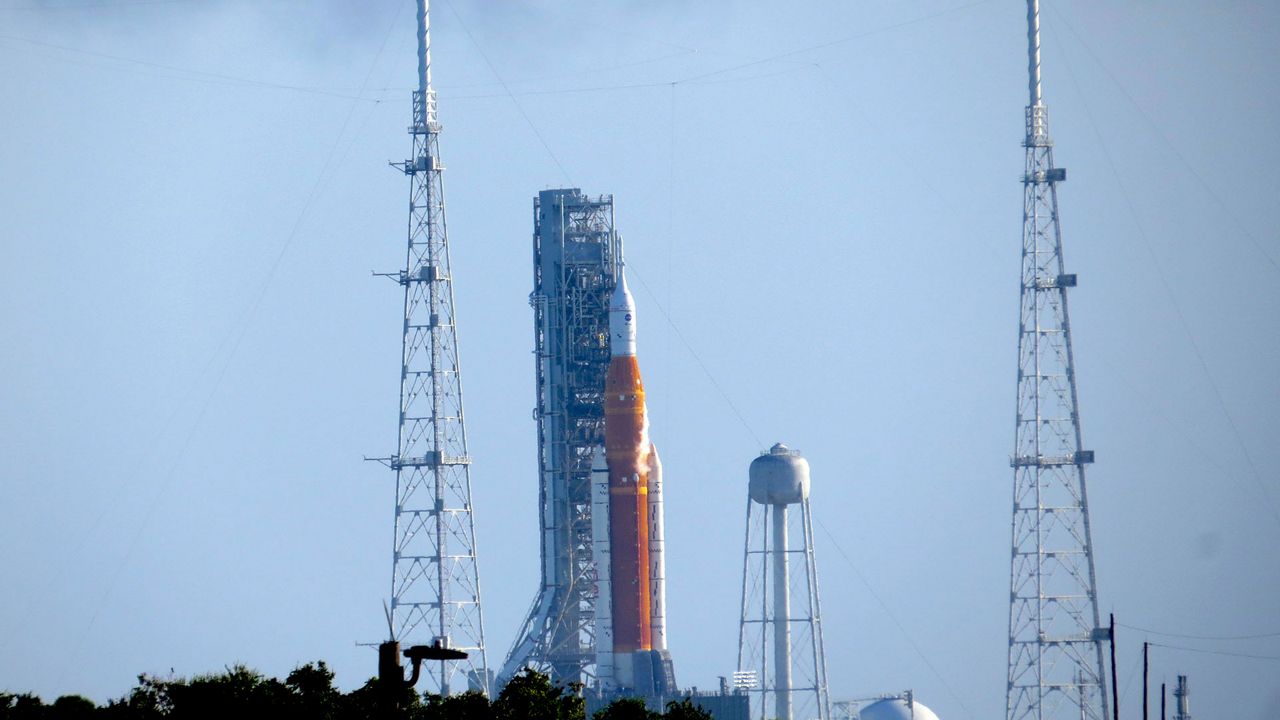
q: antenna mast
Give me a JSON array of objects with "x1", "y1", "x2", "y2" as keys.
[
  {"x1": 1005, "y1": 2, "x2": 1109, "y2": 720},
  {"x1": 374, "y1": 0, "x2": 488, "y2": 695}
]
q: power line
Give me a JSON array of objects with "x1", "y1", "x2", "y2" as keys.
[
  {"x1": 625, "y1": 263, "x2": 764, "y2": 450},
  {"x1": 58, "y1": 0, "x2": 406, "y2": 682},
  {"x1": 0, "y1": 0, "x2": 200, "y2": 10},
  {"x1": 1047, "y1": 5, "x2": 1280, "y2": 276},
  {"x1": 816, "y1": 519, "x2": 976, "y2": 720},
  {"x1": 439, "y1": 0, "x2": 572, "y2": 185},
  {"x1": 4, "y1": 0, "x2": 999, "y2": 108},
  {"x1": 0, "y1": 33, "x2": 381, "y2": 101},
  {"x1": 442, "y1": 64, "x2": 816, "y2": 101},
  {"x1": 1050, "y1": 18, "x2": 1280, "y2": 532},
  {"x1": 1118, "y1": 642, "x2": 1145, "y2": 707},
  {"x1": 671, "y1": 0, "x2": 998, "y2": 86},
  {"x1": 1150, "y1": 643, "x2": 1280, "y2": 662},
  {"x1": 1119, "y1": 623, "x2": 1280, "y2": 642}
]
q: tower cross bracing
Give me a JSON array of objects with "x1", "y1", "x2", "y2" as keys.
[
  {"x1": 1005, "y1": 3, "x2": 1109, "y2": 720},
  {"x1": 500, "y1": 190, "x2": 620, "y2": 688},
  {"x1": 378, "y1": 0, "x2": 488, "y2": 695}
]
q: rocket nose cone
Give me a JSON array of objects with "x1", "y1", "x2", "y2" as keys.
[
  {"x1": 609, "y1": 267, "x2": 638, "y2": 356},
  {"x1": 610, "y1": 270, "x2": 635, "y2": 313}
]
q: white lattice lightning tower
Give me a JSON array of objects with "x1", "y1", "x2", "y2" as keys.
[
  {"x1": 1005, "y1": 2, "x2": 1109, "y2": 719},
  {"x1": 372, "y1": 0, "x2": 488, "y2": 695}
]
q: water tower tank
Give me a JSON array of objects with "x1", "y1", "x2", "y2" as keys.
[
  {"x1": 859, "y1": 697, "x2": 941, "y2": 720},
  {"x1": 749, "y1": 443, "x2": 810, "y2": 505}
]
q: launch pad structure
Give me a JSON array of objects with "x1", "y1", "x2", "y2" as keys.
[
  {"x1": 357, "y1": 1, "x2": 1124, "y2": 715},
  {"x1": 501, "y1": 189, "x2": 620, "y2": 687}
]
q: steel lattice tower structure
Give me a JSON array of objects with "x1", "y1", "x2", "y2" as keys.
[
  {"x1": 1005, "y1": 2, "x2": 1109, "y2": 720},
  {"x1": 500, "y1": 190, "x2": 620, "y2": 688},
  {"x1": 373, "y1": 0, "x2": 488, "y2": 695}
]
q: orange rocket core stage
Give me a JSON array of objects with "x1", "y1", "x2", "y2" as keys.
[{"x1": 604, "y1": 354, "x2": 653, "y2": 654}]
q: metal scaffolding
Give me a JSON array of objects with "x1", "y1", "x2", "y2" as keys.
[
  {"x1": 1005, "y1": 3, "x2": 1109, "y2": 719},
  {"x1": 500, "y1": 189, "x2": 620, "y2": 688},
  {"x1": 371, "y1": 0, "x2": 488, "y2": 696}
]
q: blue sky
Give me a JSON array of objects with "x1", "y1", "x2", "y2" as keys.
[{"x1": 1, "y1": 1, "x2": 1277, "y2": 718}]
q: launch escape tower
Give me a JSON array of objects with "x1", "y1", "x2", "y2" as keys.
[
  {"x1": 371, "y1": 0, "x2": 489, "y2": 694},
  {"x1": 738, "y1": 444, "x2": 830, "y2": 720},
  {"x1": 1005, "y1": 2, "x2": 1109, "y2": 720},
  {"x1": 501, "y1": 189, "x2": 620, "y2": 687}
]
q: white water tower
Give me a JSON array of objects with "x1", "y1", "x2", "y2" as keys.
[{"x1": 737, "y1": 443, "x2": 830, "y2": 720}]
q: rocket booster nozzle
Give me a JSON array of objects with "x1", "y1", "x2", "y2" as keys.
[{"x1": 609, "y1": 269, "x2": 637, "y2": 357}]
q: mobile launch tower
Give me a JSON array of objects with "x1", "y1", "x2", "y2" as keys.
[
  {"x1": 370, "y1": 0, "x2": 489, "y2": 695},
  {"x1": 501, "y1": 189, "x2": 620, "y2": 687},
  {"x1": 1005, "y1": 2, "x2": 1109, "y2": 719},
  {"x1": 502, "y1": 190, "x2": 677, "y2": 700}
]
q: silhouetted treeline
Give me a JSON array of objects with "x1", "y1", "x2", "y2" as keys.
[{"x1": 0, "y1": 664, "x2": 710, "y2": 720}]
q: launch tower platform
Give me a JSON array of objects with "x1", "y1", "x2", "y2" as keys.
[{"x1": 501, "y1": 189, "x2": 620, "y2": 687}]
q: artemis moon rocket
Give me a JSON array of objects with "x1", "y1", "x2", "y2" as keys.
[{"x1": 591, "y1": 268, "x2": 677, "y2": 694}]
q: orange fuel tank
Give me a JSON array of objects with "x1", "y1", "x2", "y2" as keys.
[{"x1": 604, "y1": 352, "x2": 653, "y2": 654}]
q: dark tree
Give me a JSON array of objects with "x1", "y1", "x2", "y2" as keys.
[
  {"x1": 421, "y1": 690, "x2": 491, "y2": 720},
  {"x1": 344, "y1": 675, "x2": 424, "y2": 720},
  {"x1": 284, "y1": 662, "x2": 342, "y2": 720},
  {"x1": 49, "y1": 697, "x2": 95, "y2": 720},
  {"x1": 661, "y1": 699, "x2": 713, "y2": 720},
  {"x1": 490, "y1": 668, "x2": 584, "y2": 720},
  {"x1": 1, "y1": 693, "x2": 52, "y2": 720},
  {"x1": 1, "y1": 663, "x2": 655, "y2": 720},
  {"x1": 99, "y1": 675, "x2": 169, "y2": 720},
  {"x1": 591, "y1": 697, "x2": 658, "y2": 720},
  {"x1": 164, "y1": 665, "x2": 292, "y2": 719}
]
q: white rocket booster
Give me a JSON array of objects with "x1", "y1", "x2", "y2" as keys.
[
  {"x1": 594, "y1": 443, "x2": 667, "y2": 691},
  {"x1": 647, "y1": 444, "x2": 667, "y2": 653},
  {"x1": 590, "y1": 447, "x2": 615, "y2": 689}
]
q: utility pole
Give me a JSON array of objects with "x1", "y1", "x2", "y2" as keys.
[
  {"x1": 1110, "y1": 615, "x2": 1119, "y2": 720},
  {"x1": 1143, "y1": 642, "x2": 1149, "y2": 720}
]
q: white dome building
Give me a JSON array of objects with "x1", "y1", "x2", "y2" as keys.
[{"x1": 858, "y1": 696, "x2": 941, "y2": 720}]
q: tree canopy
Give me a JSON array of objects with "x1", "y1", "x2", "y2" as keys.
[{"x1": 1, "y1": 665, "x2": 713, "y2": 720}]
